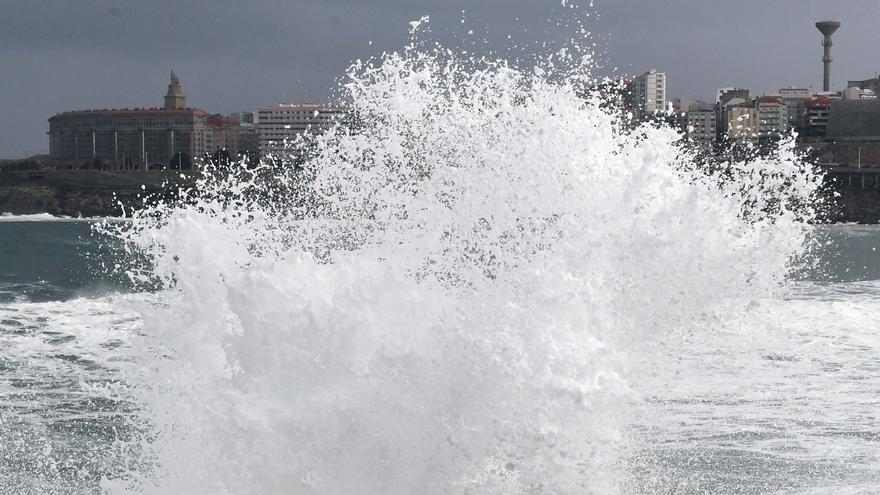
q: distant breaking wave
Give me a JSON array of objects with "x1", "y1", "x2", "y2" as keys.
[
  {"x1": 0, "y1": 213, "x2": 130, "y2": 222},
  {"x1": 0, "y1": 213, "x2": 78, "y2": 222}
]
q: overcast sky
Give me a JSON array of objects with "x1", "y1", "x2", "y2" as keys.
[{"x1": 1, "y1": 0, "x2": 875, "y2": 158}]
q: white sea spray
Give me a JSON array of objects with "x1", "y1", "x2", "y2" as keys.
[{"x1": 102, "y1": 36, "x2": 822, "y2": 495}]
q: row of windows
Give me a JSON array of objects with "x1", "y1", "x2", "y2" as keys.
[
  {"x1": 258, "y1": 111, "x2": 341, "y2": 116},
  {"x1": 258, "y1": 112, "x2": 334, "y2": 116},
  {"x1": 258, "y1": 118, "x2": 336, "y2": 124},
  {"x1": 53, "y1": 118, "x2": 198, "y2": 128},
  {"x1": 259, "y1": 130, "x2": 311, "y2": 135}
]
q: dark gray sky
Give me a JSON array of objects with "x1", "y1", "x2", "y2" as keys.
[{"x1": 1, "y1": 0, "x2": 874, "y2": 158}]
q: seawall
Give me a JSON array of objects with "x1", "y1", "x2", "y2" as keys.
[{"x1": 821, "y1": 167, "x2": 880, "y2": 223}]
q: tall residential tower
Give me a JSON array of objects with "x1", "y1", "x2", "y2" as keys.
[{"x1": 633, "y1": 70, "x2": 666, "y2": 117}]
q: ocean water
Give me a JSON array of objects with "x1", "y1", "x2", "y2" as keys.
[
  {"x1": 2, "y1": 37, "x2": 880, "y2": 494},
  {"x1": 1, "y1": 219, "x2": 878, "y2": 494}
]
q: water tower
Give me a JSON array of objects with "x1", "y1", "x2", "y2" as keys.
[{"x1": 815, "y1": 21, "x2": 841, "y2": 92}]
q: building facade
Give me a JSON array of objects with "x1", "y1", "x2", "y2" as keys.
[
  {"x1": 717, "y1": 97, "x2": 747, "y2": 137},
  {"x1": 632, "y1": 70, "x2": 666, "y2": 117},
  {"x1": 205, "y1": 114, "x2": 240, "y2": 155},
  {"x1": 48, "y1": 73, "x2": 208, "y2": 170},
  {"x1": 717, "y1": 87, "x2": 750, "y2": 106},
  {"x1": 844, "y1": 86, "x2": 877, "y2": 100},
  {"x1": 847, "y1": 76, "x2": 880, "y2": 97},
  {"x1": 798, "y1": 96, "x2": 833, "y2": 137},
  {"x1": 232, "y1": 112, "x2": 257, "y2": 124},
  {"x1": 757, "y1": 99, "x2": 788, "y2": 139},
  {"x1": 726, "y1": 104, "x2": 759, "y2": 140},
  {"x1": 686, "y1": 109, "x2": 717, "y2": 142},
  {"x1": 779, "y1": 88, "x2": 811, "y2": 99},
  {"x1": 779, "y1": 88, "x2": 811, "y2": 127},
  {"x1": 257, "y1": 104, "x2": 344, "y2": 156}
]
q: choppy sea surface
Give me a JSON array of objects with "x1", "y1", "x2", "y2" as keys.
[{"x1": 0, "y1": 218, "x2": 878, "y2": 494}]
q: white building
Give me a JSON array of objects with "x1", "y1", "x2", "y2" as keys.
[
  {"x1": 257, "y1": 104, "x2": 344, "y2": 156},
  {"x1": 633, "y1": 70, "x2": 666, "y2": 117}
]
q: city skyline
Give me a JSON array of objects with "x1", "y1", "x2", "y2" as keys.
[{"x1": 2, "y1": 0, "x2": 876, "y2": 158}]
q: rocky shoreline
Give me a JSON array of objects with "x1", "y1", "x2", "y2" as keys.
[{"x1": 0, "y1": 170, "x2": 194, "y2": 217}]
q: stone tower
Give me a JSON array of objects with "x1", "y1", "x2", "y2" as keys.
[{"x1": 164, "y1": 71, "x2": 186, "y2": 109}]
